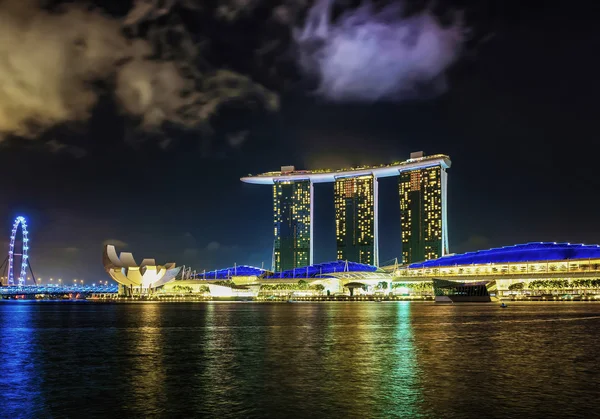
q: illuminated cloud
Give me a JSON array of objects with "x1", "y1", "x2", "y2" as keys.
[
  {"x1": 0, "y1": 0, "x2": 277, "y2": 140},
  {"x1": 124, "y1": 0, "x2": 201, "y2": 27},
  {"x1": 206, "y1": 241, "x2": 221, "y2": 251},
  {"x1": 205, "y1": 241, "x2": 239, "y2": 252},
  {"x1": 0, "y1": 0, "x2": 127, "y2": 138},
  {"x1": 215, "y1": 0, "x2": 261, "y2": 21},
  {"x1": 0, "y1": 0, "x2": 461, "y2": 142},
  {"x1": 294, "y1": 0, "x2": 465, "y2": 101},
  {"x1": 227, "y1": 131, "x2": 249, "y2": 148}
]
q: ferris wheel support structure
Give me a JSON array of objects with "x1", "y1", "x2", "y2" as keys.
[{"x1": 1, "y1": 216, "x2": 36, "y2": 287}]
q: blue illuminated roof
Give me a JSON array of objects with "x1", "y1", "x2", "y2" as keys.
[
  {"x1": 194, "y1": 265, "x2": 267, "y2": 279},
  {"x1": 409, "y1": 242, "x2": 600, "y2": 269},
  {"x1": 265, "y1": 260, "x2": 378, "y2": 279}
]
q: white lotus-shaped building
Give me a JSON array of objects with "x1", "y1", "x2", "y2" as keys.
[{"x1": 103, "y1": 245, "x2": 181, "y2": 294}]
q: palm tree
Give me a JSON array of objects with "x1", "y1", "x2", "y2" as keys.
[
  {"x1": 508, "y1": 282, "x2": 525, "y2": 294},
  {"x1": 376, "y1": 281, "x2": 388, "y2": 290}
]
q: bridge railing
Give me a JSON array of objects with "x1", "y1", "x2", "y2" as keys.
[{"x1": 0, "y1": 285, "x2": 119, "y2": 294}]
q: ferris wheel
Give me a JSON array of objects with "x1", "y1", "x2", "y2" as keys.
[{"x1": 0, "y1": 216, "x2": 36, "y2": 287}]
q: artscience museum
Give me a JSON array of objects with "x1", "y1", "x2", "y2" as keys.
[{"x1": 103, "y1": 245, "x2": 181, "y2": 296}]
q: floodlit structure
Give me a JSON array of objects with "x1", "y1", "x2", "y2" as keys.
[
  {"x1": 392, "y1": 242, "x2": 600, "y2": 277},
  {"x1": 189, "y1": 260, "x2": 392, "y2": 297},
  {"x1": 264, "y1": 260, "x2": 379, "y2": 279},
  {"x1": 102, "y1": 245, "x2": 181, "y2": 295},
  {"x1": 241, "y1": 152, "x2": 451, "y2": 268},
  {"x1": 387, "y1": 242, "x2": 600, "y2": 299},
  {"x1": 273, "y1": 178, "x2": 312, "y2": 271},
  {"x1": 102, "y1": 242, "x2": 600, "y2": 300},
  {"x1": 195, "y1": 265, "x2": 269, "y2": 280},
  {"x1": 399, "y1": 152, "x2": 449, "y2": 263},
  {"x1": 0, "y1": 216, "x2": 33, "y2": 287},
  {"x1": 335, "y1": 176, "x2": 376, "y2": 265}
]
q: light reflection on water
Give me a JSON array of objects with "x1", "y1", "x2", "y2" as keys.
[
  {"x1": 1, "y1": 302, "x2": 599, "y2": 418},
  {"x1": 124, "y1": 303, "x2": 167, "y2": 416},
  {"x1": 0, "y1": 302, "x2": 45, "y2": 417}
]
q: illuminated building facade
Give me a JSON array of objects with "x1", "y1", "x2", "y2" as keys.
[
  {"x1": 334, "y1": 176, "x2": 378, "y2": 265},
  {"x1": 273, "y1": 178, "x2": 313, "y2": 271},
  {"x1": 241, "y1": 153, "x2": 451, "y2": 270},
  {"x1": 399, "y1": 153, "x2": 449, "y2": 264},
  {"x1": 389, "y1": 242, "x2": 600, "y2": 299},
  {"x1": 102, "y1": 245, "x2": 181, "y2": 296}
]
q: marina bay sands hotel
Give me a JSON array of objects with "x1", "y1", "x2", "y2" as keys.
[{"x1": 241, "y1": 152, "x2": 451, "y2": 271}]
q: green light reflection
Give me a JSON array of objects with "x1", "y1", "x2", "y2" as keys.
[{"x1": 381, "y1": 301, "x2": 427, "y2": 418}]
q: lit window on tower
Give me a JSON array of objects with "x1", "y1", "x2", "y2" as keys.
[
  {"x1": 334, "y1": 176, "x2": 375, "y2": 265},
  {"x1": 273, "y1": 180, "x2": 311, "y2": 272},
  {"x1": 399, "y1": 165, "x2": 446, "y2": 264}
]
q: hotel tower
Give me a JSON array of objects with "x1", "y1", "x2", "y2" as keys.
[
  {"x1": 334, "y1": 176, "x2": 377, "y2": 265},
  {"x1": 399, "y1": 152, "x2": 449, "y2": 264},
  {"x1": 272, "y1": 175, "x2": 313, "y2": 272},
  {"x1": 241, "y1": 152, "x2": 450, "y2": 270}
]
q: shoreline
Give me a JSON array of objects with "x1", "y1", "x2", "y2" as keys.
[{"x1": 3, "y1": 296, "x2": 600, "y2": 304}]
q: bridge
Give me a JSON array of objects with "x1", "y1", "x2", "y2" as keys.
[{"x1": 0, "y1": 284, "x2": 118, "y2": 296}]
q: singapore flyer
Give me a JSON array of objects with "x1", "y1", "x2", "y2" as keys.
[{"x1": 3, "y1": 216, "x2": 33, "y2": 287}]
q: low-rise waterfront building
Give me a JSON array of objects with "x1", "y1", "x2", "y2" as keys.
[
  {"x1": 103, "y1": 242, "x2": 600, "y2": 300},
  {"x1": 386, "y1": 242, "x2": 600, "y2": 299}
]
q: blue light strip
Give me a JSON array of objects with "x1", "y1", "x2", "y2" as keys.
[
  {"x1": 264, "y1": 260, "x2": 377, "y2": 279},
  {"x1": 192, "y1": 260, "x2": 378, "y2": 280},
  {"x1": 409, "y1": 242, "x2": 600, "y2": 268},
  {"x1": 194, "y1": 265, "x2": 268, "y2": 280}
]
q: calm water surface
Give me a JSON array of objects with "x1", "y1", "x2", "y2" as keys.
[{"x1": 1, "y1": 302, "x2": 599, "y2": 418}]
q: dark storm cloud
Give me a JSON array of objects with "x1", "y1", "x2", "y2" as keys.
[{"x1": 0, "y1": 0, "x2": 277, "y2": 141}]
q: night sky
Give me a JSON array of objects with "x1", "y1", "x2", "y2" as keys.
[{"x1": 0, "y1": 0, "x2": 598, "y2": 282}]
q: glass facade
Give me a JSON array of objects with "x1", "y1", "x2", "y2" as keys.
[
  {"x1": 399, "y1": 165, "x2": 448, "y2": 264},
  {"x1": 432, "y1": 279, "x2": 495, "y2": 302},
  {"x1": 273, "y1": 180, "x2": 312, "y2": 272},
  {"x1": 246, "y1": 154, "x2": 450, "y2": 270},
  {"x1": 334, "y1": 176, "x2": 376, "y2": 265}
]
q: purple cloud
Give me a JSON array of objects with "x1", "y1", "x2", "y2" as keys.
[{"x1": 294, "y1": 0, "x2": 465, "y2": 101}]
